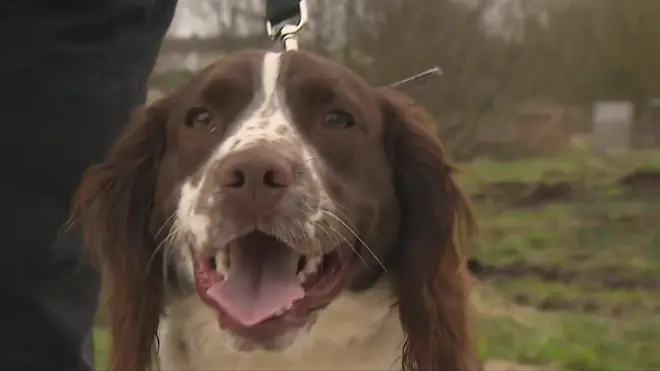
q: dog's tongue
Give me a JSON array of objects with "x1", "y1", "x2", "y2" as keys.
[{"x1": 205, "y1": 236, "x2": 304, "y2": 327}]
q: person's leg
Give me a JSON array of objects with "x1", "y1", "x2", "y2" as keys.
[
  {"x1": 0, "y1": 225, "x2": 99, "y2": 371},
  {"x1": 0, "y1": 1, "x2": 177, "y2": 369},
  {"x1": 0, "y1": 71, "x2": 147, "y2": 370}
]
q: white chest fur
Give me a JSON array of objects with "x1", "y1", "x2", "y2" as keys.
[{"x1": 158, "y1": 280, "x2": 404, "y2": 370}]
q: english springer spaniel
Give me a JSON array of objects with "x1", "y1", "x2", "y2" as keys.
[{"x1": 72, "y1": 49, "x2": 478, "y2": 371}]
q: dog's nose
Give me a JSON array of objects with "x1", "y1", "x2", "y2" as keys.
[{"x1": 216, "y1": 148, "x2": 294, "y2": 209}]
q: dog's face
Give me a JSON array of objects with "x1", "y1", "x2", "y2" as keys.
[
  {"x1": 155, "y1": 50, "x2": 399, "y2": 350},
  {"x1": 73, "y1": 48, "x2": 476, "y2": 371}
]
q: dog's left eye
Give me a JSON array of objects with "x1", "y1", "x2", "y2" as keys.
[
  {"x1": 185, "y1": 107, "x2": 213, "y2": 130},
  {"x1": 322, "y1": 111, "x2": 355, "y2": 130}
]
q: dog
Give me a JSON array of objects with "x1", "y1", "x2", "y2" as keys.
[{"x1": 72, "y1": 48, "x2": 478, "y2": 371}]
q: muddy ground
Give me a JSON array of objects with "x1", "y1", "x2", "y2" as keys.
[
  {"x1": 472, "y1": 168, "x2": 660, "y2": 207},
  {"x1": 468, "y1": 258, "x2": 660, "y2": 316},
  {"x1": 468, "y1": 169, "x2": 660, "y2": 317}
]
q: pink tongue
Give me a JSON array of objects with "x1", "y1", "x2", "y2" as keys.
[{"x1": 205, "y1": 239, "x2": 304, "y2": 327}]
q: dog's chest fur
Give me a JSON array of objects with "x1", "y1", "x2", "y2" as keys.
[{"x1": 158, "y1": 280, "x2": 404, "y2": 370}]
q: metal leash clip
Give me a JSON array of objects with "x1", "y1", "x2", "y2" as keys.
[{"x1": 265, "y1": 0, "x2": 309, "y2": 51}]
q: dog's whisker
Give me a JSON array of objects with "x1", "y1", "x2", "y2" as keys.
[
  {"x1": 324, "y1": 202, "x2": 360, "y2": 233},
  {"x1": 148, "y1": 221, "x2": 181, "y2": 270},
  {"x1": 313, "y1": 221, "x2": 339, "y2": 251},
  {"x1": 322, "y1": 210, "x2": 387, "y2": 273},
  {"x1": 147, "y1": 236, "x2": 170, "y2": 275},
  {"x1": 161, "y1": 244, "x2": 169, "y2": 295},
  {"x1": 324, "y1": 221, "x2": 372, "y2": 272},
  {"x1": 145, "y1": 213, "x2": 178, "y2": 273},
  {"x1": 154, "y1": 212, "x2": 178, "y2": 240},
  {"x1": 295, "y1": 220, "x2": 307, "y2": 247},
  {"x1": 300, "y1": 221, "x2": 367, "y2": 293},
  {"x1": 297, "y1": 198, "x2": 372, "y2": 271},
  {"x1": 147, "y1": 219, "x2": 185, "y2": 294},
  {"x1": 283, "y1": 229, "x2": 296, "y2": 250}
]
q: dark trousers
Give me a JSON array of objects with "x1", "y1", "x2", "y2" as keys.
[{"x1": 0, "y1": 1, "x2": 177, "y2": 369}]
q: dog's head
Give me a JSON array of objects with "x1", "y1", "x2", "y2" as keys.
[{"x1": 72, "y1": 49, "x2": 475, "y2": 371}]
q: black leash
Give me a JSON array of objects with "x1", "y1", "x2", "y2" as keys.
[
  {"x1": 264, "y1": 0, "x2": 309, "y2": 51},
  {"x1": 265, "y1": 0, "x2": 303, "y2": 28},
  {"x1": 262, "y1": 0, "x2": 441, "y2": 90}
]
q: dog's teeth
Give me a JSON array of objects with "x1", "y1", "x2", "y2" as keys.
[
  {"x1": 305, "y1": 255, "x2": 322, "y2": 274},
  {"x1": 304, "y1": 222, "x2": 316, "y2": 239},
  {"x1": 215, "y1": 249, "x2": 229, "y2": 277},
  {"x1": 273, "y1": 304, "x2": 292, "y2": 317},
  {"x1": 296, "y1": 255, "x2": 323, "y2": 283}
]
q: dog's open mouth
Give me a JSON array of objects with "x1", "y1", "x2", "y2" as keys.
[{"x1": 193, "y1": 231, "x2": 351, "y2": 342}]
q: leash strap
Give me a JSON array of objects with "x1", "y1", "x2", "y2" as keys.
[
  {"x1": 265, "y1": 0, "x2": 301, "y2": 27},
  {"x1": 385, "y1": 67, "x2": 443, "y2": 89},
  {"x1": 264, "y1": 0, "x2": 309, "y2": 51}
]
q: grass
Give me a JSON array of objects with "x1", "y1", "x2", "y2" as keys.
[
  {"x1": 462, "y1": 148, "x2": 660, "y2": 185},
  {"x1": 94, "y1": 328, "x2": 110, "y2": 370},
  {"x1": 478, "y1": 311, "x2": 660, "y2": 370},
  {"x1": 468, "y1": 148, "x2": 660, "y2": 370},
  {"x1": 93, "y1": 148, "x2": 660, "y2": 370}
]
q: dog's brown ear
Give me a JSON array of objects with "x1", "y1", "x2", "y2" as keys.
[
  {"x1": 70, "y1": 97, "x2": 171, "y2": 371},
  {"x1": 380, "y1": 89, "x2": 478, "y2": 371}
]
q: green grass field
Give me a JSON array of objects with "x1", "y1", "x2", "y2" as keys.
[
  {"x1": 466, "y1": 149, "x2": 660, "y2": 370},
  {"x1": 94, "y1": 148, "x2": 660, "y2": 370}
]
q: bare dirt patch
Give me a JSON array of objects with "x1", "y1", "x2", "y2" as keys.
[
  {"x1": 468, "y1": 259, "x2": 660, "y2": 291},
  {"x1": 619, "y1": 169, "x2": 660, "y2": 198},
  {"x1": 472, "y1": 169, "x2": 660, "y2": 207},
  {"x1": 484, "y1": 360, "x2": 550, "y2": 371},
  {"x1": 468, "y1": 258, "x2": 660, "y2": 315},
  {"x1": 472, "y1": 181, "x2": 576, "y2": 207}
]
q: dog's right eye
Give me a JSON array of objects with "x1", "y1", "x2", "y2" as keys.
[
  {"x1": 322, "y1": 110, "x2": 355, "y2": 130},
  {"x1": 185, "y1": 107, "x2": 214, "y2": 130}
]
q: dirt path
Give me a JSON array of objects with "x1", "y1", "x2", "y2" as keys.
[
  {"x1": 484, "y1": 360, "x2": 547, "y2": 371},
  {"x1": 469, "y1": 259, "x2": 660, "y2": 291}
]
